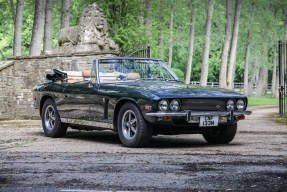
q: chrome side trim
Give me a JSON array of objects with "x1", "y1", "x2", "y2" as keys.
[
  {"x1": 61, "y1": 118, "x2": 113, "y2": 129},
  {"x1": 146, "y1": 110, "x2": 252, "y2": 117}
]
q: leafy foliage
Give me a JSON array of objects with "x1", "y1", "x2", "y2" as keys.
[{"x1": 0, "y1": 0, "x2": 285, "y2": 84}]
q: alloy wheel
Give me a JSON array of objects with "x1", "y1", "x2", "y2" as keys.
[
  {"x1": 44, "y1": 105, "x2": 56, "y2": 130},
  {"x1": 121, "y1": 110, "x2": 137, "y2": 140}
]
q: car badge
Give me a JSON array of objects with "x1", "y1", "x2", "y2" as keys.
[{"x1": 216, "y1": 105, "x2": 221, "y2": 109}]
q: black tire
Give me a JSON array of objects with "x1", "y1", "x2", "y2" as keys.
[
  {"x1": 117, "y1": 102, "x2": 153, "y2": 147},
  {"x1": 203, "y1": 124, "x2": 237, "y2": 144},
  {"x1": 41, "y1": 98, "x2": 67, "y2": 138}
]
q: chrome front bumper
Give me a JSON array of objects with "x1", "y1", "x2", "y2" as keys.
[{"x1": 146, "y1": 110, "x2": 252, "y2": 118}]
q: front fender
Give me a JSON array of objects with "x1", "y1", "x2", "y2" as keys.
[{"x1": 113, "y1": 97, "x2": 156, "y2": 129}]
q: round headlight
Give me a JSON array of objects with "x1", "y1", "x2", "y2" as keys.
[
  {"x1": 236, "y1": 99, "x2": 245, "y2": 110},
  {"x1": 170, "y1": 99, "x2": 180, "y2": 111},
  {"x1": 158, "y1": 100, "x2": 169, "y2": 111},
  {"x1": 226, "y1": 99, "x2": 235, "y2": 110}
]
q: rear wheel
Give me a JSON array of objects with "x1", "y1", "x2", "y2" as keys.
[
  {"x1": 41, "y1": 99, "x2": 67, "y2": 138},
  {"x1": 117, "y1": 102, "x2": 153, "y2": 147},
  {"x1": 203, "y1": 124, "x2": 237, "y2": 144}
]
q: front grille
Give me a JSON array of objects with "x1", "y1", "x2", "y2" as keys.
[{"x1": 181, "y1": 99, "x2": 226, "y2": 111}]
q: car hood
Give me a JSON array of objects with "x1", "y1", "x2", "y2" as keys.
[{"x1": 114, "y1": 81, "x2": 246, "y2": 99}]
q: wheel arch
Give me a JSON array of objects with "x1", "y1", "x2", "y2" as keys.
[
  {"x1": 113, "y1": 98, "x2": 141, "y2": 131},
  {"x1": 39, "y1": 94, "x2": 56, "y2": 116}
]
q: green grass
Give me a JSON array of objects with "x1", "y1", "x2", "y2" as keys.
[
  {"x1": 269, "y1": 113, "x2": 287, "y2": 125},
  {"x1": 274, "y1": 116, "x2": 287, "y2": 125},
  {"x1": 248, "y1": 96, "x2": 287, "y2": 125},
  {"x1": 247, "y1": 95, "x2": 279, "y2": 106}
]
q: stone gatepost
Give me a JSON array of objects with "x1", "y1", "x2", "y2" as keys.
[{"x1": 0, "y1": 3, "x2": 119, "y2": 120}]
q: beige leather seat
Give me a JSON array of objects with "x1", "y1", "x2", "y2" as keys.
[
  {"x1": 126, "y1": 73, "x2": 141, "y2": 80},
  {"x1": 65, "y1": 71, "x2": 83, "y2": 83}
]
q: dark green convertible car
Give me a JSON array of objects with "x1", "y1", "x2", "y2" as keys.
[{"x1": 32, "y1": 57, "x2": 252, "y2": 147}]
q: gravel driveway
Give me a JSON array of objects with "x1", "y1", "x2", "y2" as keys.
[{"x1": 0, "y1": 106, "x2": 286, "y2": 191}]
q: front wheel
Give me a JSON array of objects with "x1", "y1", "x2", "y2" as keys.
[
  {"x1": 117, "y1": 102, "x2": 153, "y2": 147},
  {"x1": 203, "y1": 124, "x2": 237, "y2": 144},
  {"x1": 41, "y1": 99, "x2": 67, "y2": 138}
]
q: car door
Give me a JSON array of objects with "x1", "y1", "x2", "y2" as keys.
[
  {"x1": 62, "y1": 81, "x2": 101, "y2": 121},
  {"x1": 62, "y1": 80, "x2": 115, "y2": 125}
]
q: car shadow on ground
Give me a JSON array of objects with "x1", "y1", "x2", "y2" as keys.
[
  {"x1": 148, "y1": 136, "x2": 242, "y2": 149},
  {"x1": 64, "y1": 130, "x2": 121, "y2": 145},
  {"x1": 31, "y1": 129, "x2": 242, "y2": 149},
  {"x1": 62, "y1": 130, "x2": 242, "y2": 149}
]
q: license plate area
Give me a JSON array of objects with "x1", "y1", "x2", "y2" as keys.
[{"x1": 199, "y1": 116, "x2": 219, "y2": 127}]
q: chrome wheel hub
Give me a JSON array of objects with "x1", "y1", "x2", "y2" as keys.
[
  {"x1": 122, "y1": 110, "x2": 137, "y2": 140},
  {"x1": 44, "y1": 105, "x2": 56, "y2": 130}
]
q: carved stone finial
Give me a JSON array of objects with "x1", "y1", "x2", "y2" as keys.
[{"x1": 57, "y1": 3, "x2": 119, "y2": 54}]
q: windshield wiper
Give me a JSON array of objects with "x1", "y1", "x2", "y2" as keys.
[
  {"x1": 166, "y1": 79, "x2": 182, "y2": 82},
  {"x1": 141, "y1": 78, "x2": 182, "y2": 82},
  {"x1": 141, "y1": 77, "x2": 170, "y2": 81}
]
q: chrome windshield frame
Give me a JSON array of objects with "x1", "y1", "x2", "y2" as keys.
[{"x1": 93, "y1": 57, "x2": 179, "y2": 84}]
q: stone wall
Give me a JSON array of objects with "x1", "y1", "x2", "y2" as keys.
[
  {"x1": 0, "y1": 61, "x2": 15, "y2": 119},
  {"x1": 0, "y1": 52, "x2": 117, "y2": 120}
]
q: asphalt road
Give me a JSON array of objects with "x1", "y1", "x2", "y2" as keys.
[{"x1": 0, "y1": 106, "x2": 286, "y2": 191}]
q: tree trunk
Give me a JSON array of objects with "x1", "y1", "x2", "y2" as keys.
[
  {"x1": 145, "y1": 0, "x2": 152, "y2": 45},
  {"x1": 167, "y1": 3, "x2": 174, "y2": 68},
  {"x1": 271, "y1": 44, "x2": 277, "y2": 97},
  {"x1": 256, "y1": 67, "x2": 268, "y2": 96},
  {"x1": 219, "y1": 0, "x2": 232, "y2": 89},
  {"x1": 44, "y1": 0, "x2": 53, "y2": 54},
  {"x1": 185, "y1": 1, "x2": 197, "y2": 84},
  {"x1": 248, "y1": 58, "x2": 257, "y2": 95},
  {"x1": 243, "y1": 3, "x2": 255, "y2": 96},
  {"x1": 200, "y1": 0, "x2": 214, "y2": 86},
  {"x1": 13, "y1": 0, "x2": 24, "y2": 57},
  {"x1": 243, "y1": 32, "x2": 251, "y2": 95},
  {"x1": 29, "y1": 0, "x2": 46, "y2": 56},
  {"x1": 285, "y1": 4, "x2": 287, "y2": 41},
  {"x1": 60, "y1": 0, "x2": 71, "y2": 29},
  {"x1": 120, "y1": 0, "x2": 128, "y2": 26},
  {"x1": 256, "y1": 44, "x2": 269, "y2": 96},
  {"x1": 158, "y1": 0, "x2": 164, "y2": 60},
  {"x1": 227, "y1": 0, "x2": 242, "y2": 89}
]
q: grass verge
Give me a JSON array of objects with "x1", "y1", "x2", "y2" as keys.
[
  {"x1": 273, "y1": 115, "x2": 287, "y2": 125},
  {"x1": 248, "y1": 95, "x2": 279, "y2": 106},
  {"x1": 269, "y1": 113, "x2": 287, "y2": 125}
]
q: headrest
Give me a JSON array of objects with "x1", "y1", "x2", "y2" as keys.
[{"x1": 83, "y1": 70, "x2": 93, "y2": 78}]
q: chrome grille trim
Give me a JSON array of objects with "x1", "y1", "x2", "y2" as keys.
[{"x1": 181, "y1": 99, "x2": 226, "y2": 111}]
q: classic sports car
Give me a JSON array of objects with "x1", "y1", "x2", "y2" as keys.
[{"x1": 32, "y1": 57, "x2": 252, "y2": 147}]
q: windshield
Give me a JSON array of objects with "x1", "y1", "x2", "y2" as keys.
[{"x1": 96, "y1": 58, "x2": 179, "y2": 83}]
